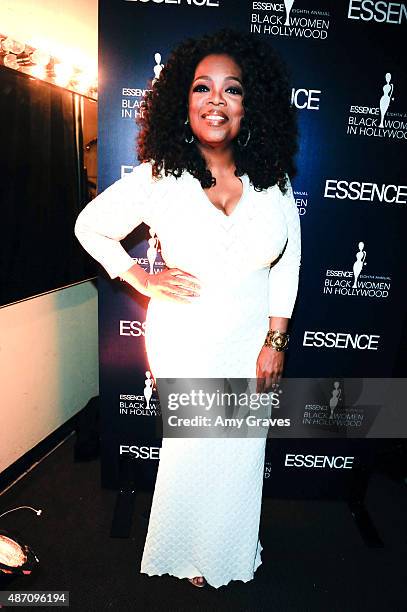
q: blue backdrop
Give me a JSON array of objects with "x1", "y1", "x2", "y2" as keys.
[{"x1": 97, "y1": 0, "x2": 406, "y2": 497}]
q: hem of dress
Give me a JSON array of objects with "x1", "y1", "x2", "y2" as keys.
[
  {"x1": 140, "y1": 564, "x2": 262, "y2": 589},
  {"x1": 140, "y1": 542, "x2": 263, "y2": 589}
]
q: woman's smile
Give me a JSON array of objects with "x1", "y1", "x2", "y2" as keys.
[{"x1": 201, "y1": 110, "x2": 229, "y2": 126}]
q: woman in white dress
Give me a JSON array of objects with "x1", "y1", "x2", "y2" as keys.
[{"x1": 74, "y1": 29, "x2": 301, "y2": 589}]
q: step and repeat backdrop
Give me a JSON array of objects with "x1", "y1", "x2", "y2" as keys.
[{"x1": 98, "y1": 0, "x2": 405, "y2": 496}]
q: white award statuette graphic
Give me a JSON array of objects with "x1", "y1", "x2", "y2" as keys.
[
  {"x1": 147, "y1": 227, "x2": 159, "y2": 274},
  {"x1": 152, "y1": 52, "x2": 164, "y2": 84},
  {"x1": 329, "y1": 381, "x2": 342, "y2": 419},
  {"x1": 379, "y1": 72, "x2": 394, "y2": 128},
  {"x1": 284, "y1": 0, "x2": 295, "y2": 25},
  {"x1": 352, "y1": 241, "x2": 367, "y2": 288},
  {"x1": 144, "y1": 370, "x2": 154, "y2": 410}
]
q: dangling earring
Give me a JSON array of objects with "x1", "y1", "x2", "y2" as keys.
[
  {"x1": 184, "y1": 117, "x2": 194, "y2": 144},
  {"x1": 237, "y1": 126, "x2": 251, "y2": 148}
]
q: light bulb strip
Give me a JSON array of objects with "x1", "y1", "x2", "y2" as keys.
[{"x1": 0, "y1": 33, "x2": 97, "y2": 100}]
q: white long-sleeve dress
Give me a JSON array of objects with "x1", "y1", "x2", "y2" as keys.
[{"x1": 74, "y1": 161, "x2": 301, "y2": 589}]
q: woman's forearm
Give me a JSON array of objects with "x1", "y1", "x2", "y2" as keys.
[
  {"x1": 120, "y1": 263, "x2": 150, "y2": 296},
  {"x1": 268, "y1": 316, "x2": 289, "y2": 333}
]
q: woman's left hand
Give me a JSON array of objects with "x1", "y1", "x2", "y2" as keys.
[{"x1": 256, "y1": 346, "x2": 285, "y2": 393}]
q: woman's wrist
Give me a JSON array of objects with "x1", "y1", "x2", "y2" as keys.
[
  {"x1": 265, "y1": 317, "x2": 290, "y2": 351},
  {"x1": 121, "y1": 263, "x2": 151, "y2": 296},
  {"x1": 264, "y1": 329, "x2": 290, "y2": 352},
  {"x1": 268, "y1": 315, "x2": 289, "y2": 333}
]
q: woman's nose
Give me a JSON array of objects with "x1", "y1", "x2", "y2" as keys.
[{"x1": 208, "y1": 88, "x2": 225, "y2": 105}]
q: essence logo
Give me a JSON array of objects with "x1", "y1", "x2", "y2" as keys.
[
  {"x1": 347, "y1": 73, "x2": 407, "y2": 140},
  {"x1": 122, "y1": 88, "x2": 150, "y2": 97},
  {"x1": 323, "y1": 241, "x2": 391, "y2": 299},
  {"x1": 303, "y1": 331, "x2": 380, "y2": 350},
  {"x1": 119, "y1": 372, "x2": 161, "y2": 416},
  {"x1": 303, "y1": 381, "x2": 366, "y2": 430},
  {"x1": 120, "y1": 320, "x2": 146, "y2": 337},
  {"x1": 121, "y1": 87, "x2": 149, "y2": 120},
  {"x1": 285, "y1": 454, "x2": 355, "y2": 468},
  {"x1": 119, "y1": 445, "x2": 161, "y2": 459},
  {"x1": 251, "y1": 1, "x2": 331, "y2": 39},
  {"x1": 291, "y1": 87, "x2": 321, "y2": 110},
  {"x1": 303, "y1": 381, "x2": 343, "y2": 424},
  {"x1": 324, "y1": 180, "x2": 407, "y2": 205},
  {"x1": 121, "y1": 53, "x2": 163, "y2": 119},
  {"x1": 348, "y1": 0, "x2": 407, "y2": 24}
]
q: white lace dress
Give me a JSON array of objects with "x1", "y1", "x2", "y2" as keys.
[{"x1": 74, "y1": 162, "x2": 301, "y2": 588}]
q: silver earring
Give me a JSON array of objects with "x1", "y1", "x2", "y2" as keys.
[
  {"x1": 237, "y1": 127, "x2": 251, "y2": 148},
  {"x1": 184, "y1": 117, "x2": 194, "y2": 144}
]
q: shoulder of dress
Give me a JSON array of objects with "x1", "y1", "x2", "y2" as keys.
[
  {"x1": 267, "y1": 175, "x2": 294, "y2": 205},
  {"x1": 129, "y1": 161, "x2": 188, "y2": 188},
  {"x1": 248, "y1": 181, "x2": 281, "y2": 201},
  {"x1": 128, "y1": 160, "x2": 155, "y2": 182},
  {"x1": 249, "y1": 180, "x2": 296, "y2": 220}
]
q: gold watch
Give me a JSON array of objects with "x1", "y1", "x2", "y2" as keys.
[{"x1": 264, "y1": 329, "x2": 290, "y2": 352}]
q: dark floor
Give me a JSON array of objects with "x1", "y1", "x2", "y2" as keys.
[{"x1": 0, "y1": 433, "x2": 406, "y2": 612}]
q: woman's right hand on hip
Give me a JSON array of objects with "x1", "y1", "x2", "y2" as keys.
[{"x1": 143, "y1": 268, "x2": 201, "y2": 303}]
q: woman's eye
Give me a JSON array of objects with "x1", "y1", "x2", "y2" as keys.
[
  {"x1": 192, "y1": 84, "x2": 209, "y2": 92},
  {"x1": 226, "y1": 87, "x2": 243, "y2": 95}
]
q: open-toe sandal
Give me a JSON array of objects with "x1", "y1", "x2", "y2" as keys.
[{"x1": 187, "y1": 576, "x2": 206, "y2": 588}]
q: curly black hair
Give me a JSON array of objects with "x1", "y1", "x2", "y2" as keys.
[{"x1": 137, "y1": 29, "x2": 298, "y2": 194}]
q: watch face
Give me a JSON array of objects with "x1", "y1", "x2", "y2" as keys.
[
  {"x1": 273, "y1": 332, "x2": 288, "y2": 350},
  {"x1": 266, "y1": 331, "x2": 289, "y2": 350}
]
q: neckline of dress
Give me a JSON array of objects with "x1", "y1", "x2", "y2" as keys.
[{"x1": 187, "y1": 172, "x2": 250, "y2": 220}]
